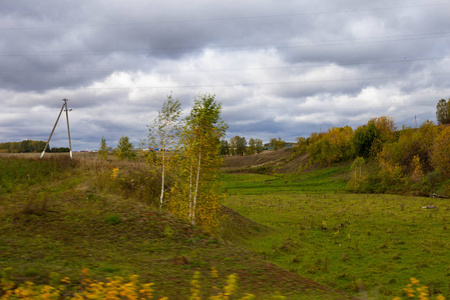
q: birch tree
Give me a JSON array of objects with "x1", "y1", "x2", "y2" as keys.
[
  {"x1": 147, "y1": 95, "x2": 182, "y2": 209},
  {"x1": 170, "y1": 94, "x2": 227, "y2": 229}
]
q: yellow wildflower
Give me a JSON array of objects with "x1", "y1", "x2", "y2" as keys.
[{"x1": 111, "y1": 167, "x2": 119, "y2": 179}]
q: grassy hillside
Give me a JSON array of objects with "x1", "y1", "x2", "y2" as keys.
[
  {"x1": 0, "y1": 154, "x2": 353, "y2": 299},
  {"x1": 222, "y1": 147, "x2": 310, "y2": 175}
]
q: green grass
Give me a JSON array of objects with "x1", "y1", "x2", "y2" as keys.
[
  {"x1": 0, "y1": 155, "x2": 351, "y2": 299},
  {"x1": 220, "y1": 170, "x2": 450, "y2": 299},
  {"x1": 0, "y1": 157, "x2": 77, "y2": 194},
  {"x1": 5, "y1": 155, "x2": 447, "y2": 299},
  {"x1": 220, "y1": 163, "x2": 350, "y2": 195}
]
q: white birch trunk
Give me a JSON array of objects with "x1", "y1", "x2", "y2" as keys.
[
  {"x1": 160, "y1": 149, "x2": 165, "y2": 210},
  {"x1": 192, "y1": 150, "x2": 202, "y2": 225},
  {"x1": 159, "y1": 124, "x2": 169, "y2": 210},
  {"x1": 188, "y1": 159, "x2": 193, "y2": 222},
  {"x1": 159, "y1": 127, "x2": 167, "y2": 210}
]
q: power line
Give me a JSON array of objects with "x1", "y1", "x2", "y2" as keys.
[
  {"x1": 223, "y1": 102, "x2": 436, "y2": 110},
  {"x1": 1, "y1": 56, "x2": 449, "y2": 75},
  {"x1": 1, "y1": 2, "x2": 449, "y2": 30},
  {"x1": 48, "y1": 71, "x2": 450, "y2": 91},
  {"x1": 2, "y1": 31, "x2": 450, "y2": 57}
]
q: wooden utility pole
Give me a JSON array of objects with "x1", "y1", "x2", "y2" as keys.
[{"x1": 40, "y1": 98, "x2": 73, "y2": 159}]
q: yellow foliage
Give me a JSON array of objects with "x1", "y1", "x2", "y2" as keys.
[
  {"x1": 167, "y1": 94, "x2": 227, "y2": 232},
  {"x1": 0, "y1": 271, "x2": 261, "y2": 300},
  {"x1": 306, "y1": 126, "x2": 354, "y2": 164},
  {"x1": 393, "y1": 278, "x2": 446, "y2": 300},
  {"x1": 373, "y1": 116, "x2": 397, "y2": 143},
  {"x1": 431, "y1": 126, "x2": 450, "y2": 177},
  {"x1": 1, "y1": 281, "x2": 60, "y2": 300},
  {"x1": 111, "y1": 167, "x2": 119, "y2": 180}
]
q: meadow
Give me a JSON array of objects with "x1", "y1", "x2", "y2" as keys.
[
  {"x1": 220, "y1": 169, "x2": 450, "y2": 299},
  {"x1": 0, "y1": 154, "x2": 354, "y2": 299},
  {"x1": 0, "y1": 153, "x2": 448, "y2": 299}
]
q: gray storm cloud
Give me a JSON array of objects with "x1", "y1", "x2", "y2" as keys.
[{"x1": 1, "y1": 0, "x2": 450, "y2": 149}]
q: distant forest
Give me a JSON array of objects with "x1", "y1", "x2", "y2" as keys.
[{"x1": 0, "y1": 140, "x2": 69, "y2": 153}]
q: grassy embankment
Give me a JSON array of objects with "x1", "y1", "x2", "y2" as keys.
[
  {"x1": 0, "y1": 154, "x2": 353, "y2": 299},
  {"x1": 220, "y1": 150, "x2": 450, "y2": 299}
]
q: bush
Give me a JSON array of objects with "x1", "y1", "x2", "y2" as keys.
[
  {"x1": 306, "y1": 127, "x2": 354, "y2": 164},
  {"x1": 352, "y1": 116, "x2": 396, "y2": 158},
  {"x1": 376, "y1": 121, "x2": 442, "y2": 192}
]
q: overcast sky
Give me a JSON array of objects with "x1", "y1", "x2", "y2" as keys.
[{"x1": 1, "y1": 0, "x2": 450, "y2": 150}]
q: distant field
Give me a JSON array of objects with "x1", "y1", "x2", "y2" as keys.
[{"x1": 221, "y1": 171, "x2": 450, "y2": 299}]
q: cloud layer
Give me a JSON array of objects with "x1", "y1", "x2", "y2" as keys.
[{"x1": 1, "y1": 0, "x2": 450, "y2": 150}]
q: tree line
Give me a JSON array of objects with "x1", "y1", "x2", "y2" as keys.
[
  {"x1": 219, "y1": 136, "x2": 290, "y2": 156},
  {"x1": 0, "y1": 140, "x2": 70, "y2": 153},
  {"x1": 293, "y1": 115, "x2": 449, "y2": 195},
  {"x1": 220, "y1": 136, "x2": 263, "y2": 156}
]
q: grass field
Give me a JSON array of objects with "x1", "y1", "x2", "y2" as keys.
[
  {"x1": 220, "y1": 168, "x2": 450, "y2": 299},
  {"x1": 0, "y1": 155, "x2": 354, "y2": 299},
  {"x1": 220, "y1": 163, "x2": 350, "y2": 195},
  {"x1": 1, "y1": 153, "x2": 448, "y2": 299}
]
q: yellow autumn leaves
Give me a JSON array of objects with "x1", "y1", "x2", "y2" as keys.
[
  {"x1": 0, "y1": 269, "x2": 264, "y2": 300},
  {"x1": 393, "y1": 278, "x2": 446, "y2": 300}
]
